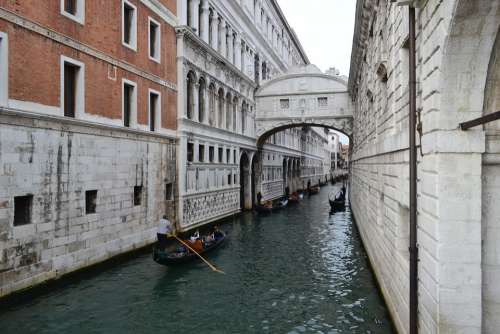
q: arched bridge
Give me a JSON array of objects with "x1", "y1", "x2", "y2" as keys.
[{"x1": 255, "y1": 65, "x2": 353, "y2": 146}]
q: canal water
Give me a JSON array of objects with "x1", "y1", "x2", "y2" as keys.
[{"x1": 0, "y1": 185, "x2": 394, "y2": 333}]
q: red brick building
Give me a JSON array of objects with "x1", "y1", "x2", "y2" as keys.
[
  {"x1": 0, "y1": 0, "x2": 178, "y2": 297},
  {"x1": 0, "y1": 0, "x2": 177, "y2": 130}
]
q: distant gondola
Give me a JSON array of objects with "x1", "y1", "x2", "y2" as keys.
[
  {"x1": 309, "y1": 186, "x2": 320, "y2": 195},
  {"x1": 329, "y1": 189, "x2": 346, "y2": 211},
  {"x1": 153, "y1": 232, "x2": 226, "y2": 265}
]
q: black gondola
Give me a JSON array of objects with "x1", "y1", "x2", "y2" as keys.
[
  {"x1": 153, "y1": 232, "x2": 226, "y2": 265},
  {"x1": 329, "y1": 189, "x2": 346, "y2": 211}
]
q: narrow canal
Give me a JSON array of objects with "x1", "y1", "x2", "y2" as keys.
[{"x1": 0, "y1": 185, "x2": 394, "y2": 333}]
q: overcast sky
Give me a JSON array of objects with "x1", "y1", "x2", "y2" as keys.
[
  {"x1": 277, "y1": 0, "x2": 355, "y2": 144},
  {"x1": 277, "y1": 0, "x2": 356, "y2": 77}
]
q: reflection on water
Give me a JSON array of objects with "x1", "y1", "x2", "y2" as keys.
[{"x1": 0, "y1": 185, "x2": 394, "y2": 333}]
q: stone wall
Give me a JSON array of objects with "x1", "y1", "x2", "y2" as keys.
[
  {"x1": 349, "y1": 0, "x2": 500, "y2": 333},
  {"x1": 0, "y1": 109, "x2": 176, "y2": 298}
]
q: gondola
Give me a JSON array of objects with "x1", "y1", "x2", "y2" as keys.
[
  {"x1": 153, "y1": 232, "x2": 226, "y2": 265},
  {"x1": 329, "y1": 190, "x2": 346, "y2": 211},
  {"x1": 309, "y1": 186, "x2": 320, "y2": 195},
  {"x1": 288, "y1": 192, "x2": 300, "y2": 204},
  {"x1": 255, "y1": 203, "x2": 272, "y2": 214},
  {"x1": 275, "y1": 198, "x2": 288, "y2": 210}
]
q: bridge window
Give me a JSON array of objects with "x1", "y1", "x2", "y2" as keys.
[
  {"x1": 280, "y1": 99, "x2": 289, "y2": 109},
  {"x1": 318, "y1": 97, "x2": 328, "y2": 107}
]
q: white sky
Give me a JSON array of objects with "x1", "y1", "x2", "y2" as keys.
[
  {"x1": 277, "y1": 0, "x2": 357, "y2": 76},
  {"x1": 277, "y1": 0, "x2": 355, "y2": 144}
]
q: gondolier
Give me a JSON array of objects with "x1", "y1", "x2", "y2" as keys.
[{"x1": 157, "y1": 215, "x2": 174, "y2": 249}]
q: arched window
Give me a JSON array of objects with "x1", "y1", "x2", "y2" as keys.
[
  {"x1": 226, "y1": 92, "x2": 232, "y2": 130},
  {"x1": 218, "y1": 88, "x2": 224, "y2": 128},
  {"x1": 198, "y1": 77, "x2": 206, "y2": 123},
  {"x1": 186, "y1": 71, "x2": 196, "y2": 120},
  {"x1": 209, "y1": 83, "x2": 216, "y2": 126}
]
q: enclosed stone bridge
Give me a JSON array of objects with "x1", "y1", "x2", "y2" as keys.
[{"x1": 255, "y1": 65, "x2": 353, "y2": 146}]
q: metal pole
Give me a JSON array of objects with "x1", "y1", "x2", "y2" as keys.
[{"x1": 408, "y1": 6, "x2": 419, "y2": 334}]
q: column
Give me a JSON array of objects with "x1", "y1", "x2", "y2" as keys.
[
  {"x1": 189, "y1": 0, "x2": 200, "y2": 34},
  {"x1": 193, "y1": 83, "x2": 200, "y2": 122},
  {"x1": 203, "y1": 85, "x2": 209, "y2": 124},
  {"x1": 219, "y1": 18, "x2": 227, "y2": 56},
  {"x1": 227, "y1": 27, "x2": 234, "y2": 63},
  {"x1": 210, "y1": 12, "x2": 219, "y2": 50},
  {"x1": 235, "y1": 35, "x2": 242, "y2": 71},
  {"x1": 240, "y1": 41, "x2": 246, "y2": 73},
  {"x1": 200, "y1": 0, "x2": 210, "y2": 42}
]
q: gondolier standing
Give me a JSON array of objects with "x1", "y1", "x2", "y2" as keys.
[{"x1": 157, "y1": 215, "x2": 174, "y2": 249}]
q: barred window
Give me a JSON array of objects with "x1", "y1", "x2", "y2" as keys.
[
  {"x1": 280, "y1": 99, "x2": 290, "y2": 109},
  {"x1": 318, "y1": 97, "x2": 328, "y2": 107}
]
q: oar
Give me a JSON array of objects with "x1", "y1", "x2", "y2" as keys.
[{"x1": 173, "y1": 236, "x2": 225, "y2": 274}]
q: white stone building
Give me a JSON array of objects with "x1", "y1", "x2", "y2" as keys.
[
  {"x1": 349, "y1": 0, "x2": 500, "y2": 333},
  {"x1": 176, "y1": 0, "x2": 334, "y2": 230}
]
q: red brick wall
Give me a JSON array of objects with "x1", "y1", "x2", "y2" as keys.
[{"x1": 0, "y1": 0, "x2": 177, "y2": 130}]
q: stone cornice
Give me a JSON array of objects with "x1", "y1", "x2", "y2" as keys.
[{"x1": 0, "y1": 107, "x2": 177, "y2": 142}]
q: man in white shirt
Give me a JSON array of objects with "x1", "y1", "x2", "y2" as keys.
[{"x1": 157, "y1": 215, "x2": 173, "y2": 249}]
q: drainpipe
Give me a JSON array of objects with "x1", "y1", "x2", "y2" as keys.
[{"x1": 408, "y1": 5, "x2": 418, "y2": 334}]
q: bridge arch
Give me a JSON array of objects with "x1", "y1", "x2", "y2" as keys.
[{"x1": 255, "y1": 64, "x2": 354, "y2": 144}]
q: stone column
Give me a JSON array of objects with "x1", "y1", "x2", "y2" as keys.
[
  {"x1": 227, "y1": 27, "x2": 234, "y2": 63},
  {"x1": 210, "y1": 12, "x2": 219, "y2": 50},
  {"x1": 203, "y1": 86, "x2": 209, "y2": 124},
  {"x1": 200, "y1": 0, "x2": 210, "y2": 42},
  {"x1": 192, "y1": 83, "x2": 200, "y2": 122},
  {"x1": 189, "y1": 0, "x2": 200, "y2": 34},
  {"x1": 241, "y1": 41, "x2": 246, "y2": 73},
  {"x1": 219, "y1": 19, "x2": 227, "y2": 57},
  {"x1": 235, "y1": 35, "x2": 242, "y2": 70}
]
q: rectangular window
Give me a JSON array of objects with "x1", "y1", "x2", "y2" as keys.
[
  {"x1": 14, "y1": 195, "x2": 33, "y2": 226},
  {"x1": 85, "y1": 190, "x2": 97, "y2": 214},
  {"x1": 122, "y1": 0, "x2": 137, "y2": 50},
  {"x1": 122, "y1": 80, "x2": 136, "y2": 128},
  {"x1": 0, "y1": 32, "x2": 8, "y2": 106},
  {"x1": 61, "y1": 0, "x2": 85, "y2": 24},
  {"x1": 199, "y1": 144, "x2": 205, "y2": 162},
  {"x1": 226, "y1": 149, "x2": 230, "y2": 163},
  {"x1": 280, "y1": 99, "x2": 290, "y2": 109},
  {"x1": 133, "y1": 186, "x2": 142, "y2": 206},
  {"x1": 218, "y1": 147, "x2": 223, "y2": 163},
  {"x1": 209, "y1": 146, "x2": 215, "y2": 163},
  {"x1": 148, "y1": 17, "x2": 161, "y2": 62},
  {"x1": 149, "y1": 90, "x2": 160, "y2": 132},
  {"x1": 233, "y1": 150, "x2": 237, "y2": 164},
  {"x1": 64, "y1": 63, "x2": 77, "y2": 117},
  {"x1": 228, "y1": 173, "x2": 232, "y2": 185},
  {"x1": 187, "y1": 143, "x2": 194, "y2": 162},
  {"x1": 165, "y1": 183, "x2": 173, "y2": 200},
  {"x1": 318, "y1": 97, "x2": 328, "y2": 107},
  {"x1": 61, "y1": 56, "x2": 84, "y2": 119}
]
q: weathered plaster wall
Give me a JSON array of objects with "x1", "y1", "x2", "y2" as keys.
[
  {"x1": 0, "y1": 110, "x2": 176, "y2": 298},
  {"x1": 349, "y1": 0, "x2": 500, "y2": 333}
]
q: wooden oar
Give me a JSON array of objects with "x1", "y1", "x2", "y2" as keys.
[{"x1": 173, "y1": 236, "x2": 225, "y2": 274}]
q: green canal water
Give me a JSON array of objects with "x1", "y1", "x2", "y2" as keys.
[{"x1": 0, "y1": 185, "x2": 394, "y2": 333}]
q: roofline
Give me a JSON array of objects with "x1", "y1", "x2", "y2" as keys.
[{"x1": 269, "y1": 0, "x2": 310, "y2": 65}]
